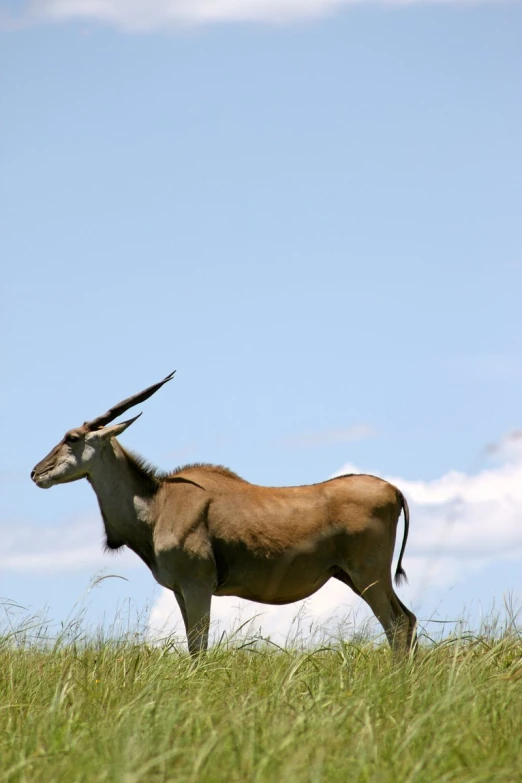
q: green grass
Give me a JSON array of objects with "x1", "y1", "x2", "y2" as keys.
[{"x1": 1, "y1": 616, "x2": 521, "y2": 783}]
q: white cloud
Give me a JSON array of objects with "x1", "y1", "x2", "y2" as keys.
[
  {"x1": 282, "y1": 423, "x2": 376, "y2": 449},
  {"x1": 382, "y1": 464, "x2": 522, "y2": 558},
  {"x1": 150, "y1": 434, "x2": 522, "y2": 645},
  {"x1": 3, "y1": 0, "x2": 512, "y2": 31},
  {"x1": 149, "y1": 579, "x2": 368, "y2": 648},
  {"x1": 336, "y1": 446, "x2": 522, "y2": 606},
  {"x1": 484, "y1": 429, "x2": 522, "y2": 462},
  {"x1": 0, "y1": 516, "x2": 139, "y2": 574}
]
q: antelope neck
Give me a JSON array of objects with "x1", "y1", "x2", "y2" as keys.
[{"x1": 87, "y1": 440, "x2": 156, "y2": 569}]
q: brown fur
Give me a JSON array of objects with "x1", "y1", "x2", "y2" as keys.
[
  {"x1": 122, "y1": 454, "x2": 416, "y2": 653},
  {"x1": 31, "y1": 374, "x2": 417, "y2": 656}
]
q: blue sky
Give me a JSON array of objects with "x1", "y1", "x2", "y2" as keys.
[{"x1": 1, "y1": 0, "x2": 521, "y2": 644}]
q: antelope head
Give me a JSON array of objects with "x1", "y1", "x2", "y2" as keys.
[{"x1": 31, "y1": 372, "x2": 175, "y2": 489}]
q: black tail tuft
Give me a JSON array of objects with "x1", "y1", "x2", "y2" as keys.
[{"x1": 394, "y1": 491, "x2": 410, "y2": 588}]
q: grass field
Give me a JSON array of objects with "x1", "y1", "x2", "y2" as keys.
[{"x1": 1, "y1": 611, "x2": 521, "y2": 783}]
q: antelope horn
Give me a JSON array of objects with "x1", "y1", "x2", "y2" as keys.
[{"x1": 85, "y1": 371, "x2": 176, "y2": 431}]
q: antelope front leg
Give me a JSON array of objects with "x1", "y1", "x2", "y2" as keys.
[{"x1": 179, "y1": 582, "x2": 213, "y2": 657}]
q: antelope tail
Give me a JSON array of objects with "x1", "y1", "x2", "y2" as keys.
[{"x1": 394, "y1": 491, "x2": 410, "y2": 587}]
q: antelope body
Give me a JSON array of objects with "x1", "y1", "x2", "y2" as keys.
[{"x1": 31, "y1": 373, "x2": 417, "y2": 655}]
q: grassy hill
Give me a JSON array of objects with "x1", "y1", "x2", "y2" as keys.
[{"x1": 1, "y1": 615, "x2": 521, "y2": 783}]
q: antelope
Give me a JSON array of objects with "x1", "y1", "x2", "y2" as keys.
[{"x1": 31, "y1": 372, "x2": 417, "y2": 656}]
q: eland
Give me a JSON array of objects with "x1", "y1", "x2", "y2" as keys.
[{"x1": 31, "y1": 372, "x2": 417, "y2": 655}]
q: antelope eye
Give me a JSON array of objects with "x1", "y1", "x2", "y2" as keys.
[{"x1": 65, "y1": 432, "x2": 80, "y2": 443}]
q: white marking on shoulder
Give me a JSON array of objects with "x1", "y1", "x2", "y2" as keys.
[{"x1": 134, "y1": 495, "x2": 151, "y2": 522}]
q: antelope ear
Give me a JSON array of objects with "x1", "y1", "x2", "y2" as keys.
[{"x1": 87, "y1": 413, "x2": 142, "y2": 441}]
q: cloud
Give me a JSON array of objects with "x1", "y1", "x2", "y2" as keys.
[
  {"x1": 335, "y1": 439, "x2": 522, "y2": 604},
  {"x1": 149, "y1": 432, "x2": 522, "y2": 645},
  {"x1": 483, "y1": 429, "x2": 522, "y2": 462},
  {"x1": 282, "y1": 423, "x2": 376, "y2": 449},
  {"x1": 149, "y1": 579, "x2": 367, "y2": 648},
  {"x1": 0, "y1": 515, "x2": 139, "y2": 574},
  {"x1": 2, "y1": 0, "x2": 511, "y2": 32},
  {"x1": 380, "y1": 465, "x2": 522, "y2": 558}
]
